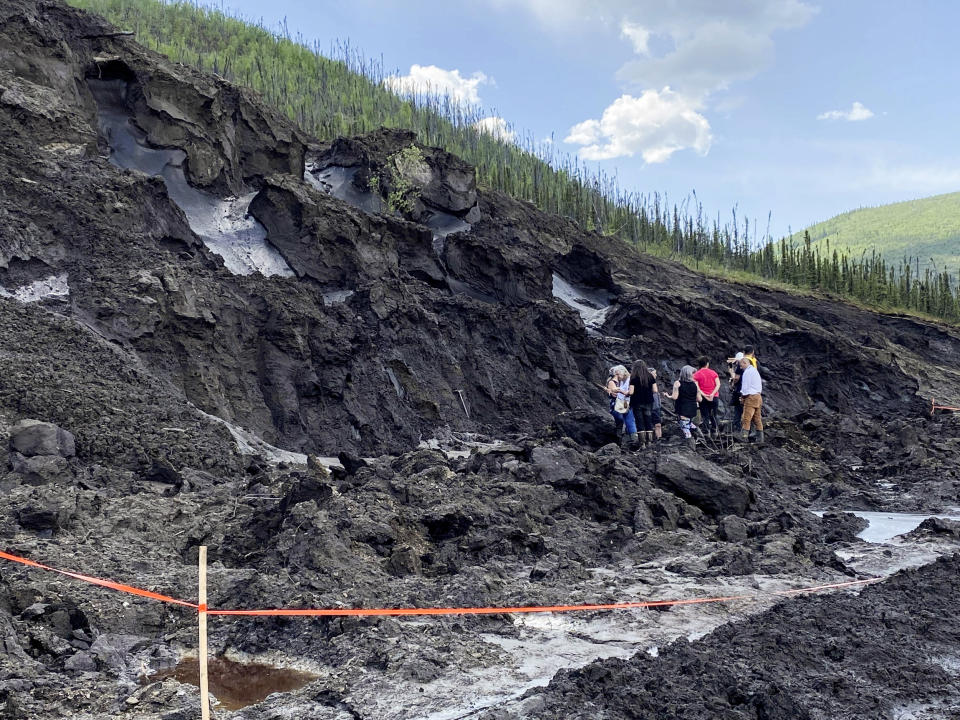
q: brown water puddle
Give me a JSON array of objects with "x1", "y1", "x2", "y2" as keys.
[{"x1": 147, "y1": 657, "x2": 318, "y2": 711}]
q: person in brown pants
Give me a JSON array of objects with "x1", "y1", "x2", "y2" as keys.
[{"x1": 738, "y1": 357, "x2": 764, "y2": 443}]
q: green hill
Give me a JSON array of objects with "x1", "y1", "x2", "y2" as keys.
[{"x1": 800, "y1": 192, "x2": 960, "y2": 274}]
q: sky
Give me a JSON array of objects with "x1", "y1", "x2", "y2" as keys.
[{"x1": 217, "y1": 0, "x2": 960, "y2": 238}]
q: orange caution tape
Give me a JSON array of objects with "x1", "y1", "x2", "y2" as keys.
[
  {"x1": 0, "y1": 549, "x2": 197, "y2": 609},
  {"x1": 207, "y1": 595, "x2": 754, "y2": 617},
  {"x1": 0, "y1": 548, "x2": 880, "y2": 618},
  {"x1": 205, "y1": 577, "x2": 881, "y2": 616}
]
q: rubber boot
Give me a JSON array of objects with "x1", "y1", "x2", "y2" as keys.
[
  {"x1": 628, "y1": 432, "x2": 640, "y2": 451},
  {"x1": 739, "y1": 429, "x2": 750, "y2": 443},
  {"x1": 756, "y1": 430, "x2": 765, "y2": 445},
  {"x1": 686, "y1": 436, "x2": 696, "y2": 450},
  {"x1": 646, "y1": 431, "x2": 654, "y2": 445}
]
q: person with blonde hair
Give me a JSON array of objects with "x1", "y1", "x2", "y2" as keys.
[{"x1": 605, "y1": 365, "x2": 638, "y2": 448}]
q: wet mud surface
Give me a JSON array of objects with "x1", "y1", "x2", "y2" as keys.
[
  {"x1": 146, "y1": 657, "x2": 318, "y2": 711},
  {"x1": 1, "y1": 1, "x2": 960, "y2": 718}
]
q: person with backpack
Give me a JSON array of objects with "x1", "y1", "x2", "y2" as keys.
[
  {"x1": 606, "y1": 365, "x2": 638, "y2": 448},
  {"x1": 627, "y1": 360, "x2": 657, "y2": 447},
  {"x1": 664, "y1": 365, "x2": 702, "y2": 449},
  {"x1": 692, "y1": 356, "x2": 721, "y2": 438}
]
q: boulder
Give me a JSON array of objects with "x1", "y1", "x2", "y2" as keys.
[
  {"x1": 9, "y1": 420, "x2": 75, "y2": 458},
  {"x1": 386, "y1": 545, "x2": 422, "y2": 577},
  {"x1": 16, "y1": 504, "x2": 69, "y2": 533},
  {"x1": 88, "y1": 634, "x2": 151, "y2": 672},
  {"x1": 550, "y1": 410, "x2": 619, "y2": 449},
  {"x1": 646, "y1": 490, "x2": 683, "y2": 530},
  {"x1": 530, "y1": 445, "x2": 583, "y2": 485},
  {"x1": 717, "y1": 515, "x2": 749, "y2": 543},
  {"x1": 64, "y1": 651, "x2": 96, "y2": 672},
  {"x1": 906, "y1": 517, "x2": 960, "y2": 540},
  {"x1": 654, "y1": 454, "x2": 753, "y2": 517},
  {"x1": 9, "y1": 453, "x2": 72, "y2": 485},
  {"x1": 632, "y1": 503, "x2": 655, "y2": 532}
]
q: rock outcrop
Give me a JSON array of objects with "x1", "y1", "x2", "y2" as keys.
[{"x1": 9, "y1": 419, "x2": 75, "y2": 458}]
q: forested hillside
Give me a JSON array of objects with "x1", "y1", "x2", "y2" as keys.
[
  {"x1": 800, "y1": 192, "x2": 960, "y2": 274},
  {"x1": 69, "y1": 0, "x2": 960, "y2": 322}
]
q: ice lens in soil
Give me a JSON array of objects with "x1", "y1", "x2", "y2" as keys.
[
  {"x1": 147, "y1": 657, "x2": 318, "y2": 711},
  {"x1": 88, "y1": 79, "x2": 295, "y2": 278}
]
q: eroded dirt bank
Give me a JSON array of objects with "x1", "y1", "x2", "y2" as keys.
[{"x1": 2, "y1": 1, "x2": 960, "y2": 718}]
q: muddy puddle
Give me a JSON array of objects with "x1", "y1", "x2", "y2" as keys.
[
  {"x1": 812, "y1": 509, "x2": 960, "y2": 543},
  {"x1": 147, "y1": 657, "x2": 318, "y2": 711}
]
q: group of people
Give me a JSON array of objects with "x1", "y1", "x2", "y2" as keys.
[{"x1": 605, "y1": 347, "x2": 764, "y2": 450}]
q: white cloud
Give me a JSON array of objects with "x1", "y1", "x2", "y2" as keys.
[
  {"x1": 474, "y1": 116, "x2": 517, "y2": 142},
  {"x1": 486, "y1": 0, "x2": 607, "y2": 30},
  {"x1": 489, "y1": 1, "x2": 816, "y2": 165},
  {"x1": 617, "y1": 22, "x2": 775, "y2": 100},
  {"x1": 817, "y1": 101, "x2": 875, "y2": 122},
  {"x1": 620, "y1": 20, "x2": 651, "y2": 55},
  {"x1": 564, "y1": 88, "x2": 712, "y2": 163},
  {"x1": 494, "y1": 1, "x2": 816, "y2": 101},
  {"x1": 384, "y1": 64, "x2": 489, "y2": 106},
  {"x1": 565, "y1": 118, "x2": 602, "y2": 146},
  {"x1": 497, "y1": 0, "x2": 816, "y2": 36}
]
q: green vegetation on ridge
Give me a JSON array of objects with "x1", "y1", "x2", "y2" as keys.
[
  {"x1": 69, "y1": 0, "x2": 960, "y2": 323},
  {"x1": 799, "y1": 192, "x2": 960, "y2": 274}
]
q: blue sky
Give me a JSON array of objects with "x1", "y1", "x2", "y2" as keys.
[{"x1": 219, "y1": 0, "x2": 960, "y2": 238}]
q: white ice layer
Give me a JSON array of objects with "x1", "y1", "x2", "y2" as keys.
[
  {"x1": 304, "y1": 164, "x2": 386, "y2": 214},
  {"x1": 166, "y1": 186, "x2": 294, "y2": 277},
  {"x1": 551, "y1": 272, "x2": 612, "y2": 331},
  {"x1": 427, "y1": 210, "x2": 471, "y2": 256},
  {"x1": 195, "y1": 408, "x2": 344, "y2": 469},
  {"x1": 304, "y1": 163, "x2": 474, "y2": 258},
  {"x1": 322, "y1": 290, "x2": 354, "y2": 305},
  {"x1": 0, "y1": 273, "x2": 69, "y2": 303},
  {"x1": 93, "y1": 80, "x2": 294, "y2": 278}
]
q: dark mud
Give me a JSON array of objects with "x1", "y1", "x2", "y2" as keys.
[{"x1": 1, "y1": 1, "x2": 960, "y2": 719}]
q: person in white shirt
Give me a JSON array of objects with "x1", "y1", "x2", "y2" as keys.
[{"x1": 738, "y1": 357, "x2": 764, "y2": 444}]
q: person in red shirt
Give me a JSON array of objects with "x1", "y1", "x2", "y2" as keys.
[{"x1": 692, "y1": 356, "x2": 721, "y2": 438}]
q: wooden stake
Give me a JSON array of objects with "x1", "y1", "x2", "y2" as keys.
[{"x1": 198, "y1": 546, "x2": 210, "y2": 720}]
